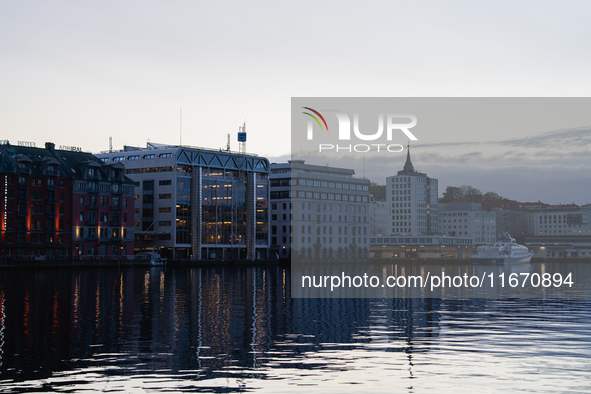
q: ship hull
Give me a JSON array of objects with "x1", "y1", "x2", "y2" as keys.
[{"x1": 471, "y1": 254, "x2": 532, "y2": 265}]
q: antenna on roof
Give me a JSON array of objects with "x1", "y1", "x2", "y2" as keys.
[
  {"x1": 238, "y1": 121, "x2": 247, "y2": 154},
  {"x1": 226, "y1": 133, "x2": 231, "y2": 152},
  {"x1": 179, "y1": 108, "x2": 183, "y2": 146},
  {"x1": 363, "y1": 157, "x2": 365, "y2": 178},
  {"x1": 109, "y1": 137, "x2": 112, "y2": 153}
]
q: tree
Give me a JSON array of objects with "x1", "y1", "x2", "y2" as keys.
[
  {"x1": 440, "y1": 186, "x2": 463, "y2": 203},
  {"x1": 440, "y1": 185, "x2": 494, "y2": 202},
  {"x1": 460, "y1": 185, "x2": 483, "y2": 200},
  {"x1": 483, "y1": 191, "x2": 503, "y2": 201},
  {"x1": 369, "y1": 183, "x2": 386, "y2": 201}
]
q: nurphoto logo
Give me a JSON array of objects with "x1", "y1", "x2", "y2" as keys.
[{"x1": 302, "y1": 107, "x2": 418, "y2": 153}]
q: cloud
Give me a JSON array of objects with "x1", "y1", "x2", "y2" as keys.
[{"x1": 416, "y1": 125, "x2": 591, "y2": 151}]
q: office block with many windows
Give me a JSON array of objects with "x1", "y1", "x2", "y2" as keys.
[{"x1": 98, "y1": 143, "x2": 270, "y2": 260}]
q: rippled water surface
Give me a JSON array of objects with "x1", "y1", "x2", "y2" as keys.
[{"x1": 1, "y1": 264, "x2": 590, "y2": 393}]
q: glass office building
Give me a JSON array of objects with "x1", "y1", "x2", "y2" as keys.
[{"x1": 97, "y1": 143, "x2": 270, "y2": 260}]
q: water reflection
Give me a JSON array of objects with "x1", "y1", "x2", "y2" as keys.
[{"x1": 0, "y1": 264, "x2": 590, "y2": 393}]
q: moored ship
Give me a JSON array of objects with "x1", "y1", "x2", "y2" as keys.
[{"x1": 472, "y1": 233, "x2": 533, "y2": 264}]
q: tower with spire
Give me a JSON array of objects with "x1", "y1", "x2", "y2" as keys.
[
  {"x1": 399, "y1": 143, "x2": 416, "y2": 175},
  {"x1": 386, "y1": 145, "x2": 439, "y2": 235}
]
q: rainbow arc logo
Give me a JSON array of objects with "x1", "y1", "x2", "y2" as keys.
[{"x1": 302, "y1": 107, "x2": 329, "y2": 131}]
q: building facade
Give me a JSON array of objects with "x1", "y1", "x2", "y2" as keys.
[
  {"x1": 0, "y1": 142, "x2": 135, "y2": 257},
  {"x1": 97, "y1": 143, "x2": 270, "y2": 260},
  {"x1": 370, "y1": 198, "x2": 389, "y2": 236},
  {"x1": 532, "y1": 205, "x2": 591, "y2": 236},
  {"x1": 386, "y1": 147, "x2": 438, "y2": 235},
  {"x1": 438, "y1": 202, "x2": 497, "y2": 244},
  {"x1": 270, "y1": 160, "x2": 371, "y2": 260},
  {"x1": 370, "y1": 234, "x2": 476, "y2": 258}
]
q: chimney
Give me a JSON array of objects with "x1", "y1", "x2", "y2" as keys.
[{"x1": 45, "y1": 142, "x2": 55, "y2": 151}]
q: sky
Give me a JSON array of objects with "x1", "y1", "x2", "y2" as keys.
[
  {"x1": 2, "y1": 1, "x2": 591, "y2": 204},
  {"x1": 290, "y1": 98, "x2": 591, "y2": 205}
]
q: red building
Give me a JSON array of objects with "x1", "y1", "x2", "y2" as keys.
[{"x1": 0, "y1": 142, "x2": 135, "y2": 258}]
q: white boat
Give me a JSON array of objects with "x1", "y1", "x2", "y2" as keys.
[
  {"x1": 472, "y1": 233, "x2": 533, "y2": 264},
  {"x1": 137, "y1": 251, "x2": 167, "y2": 266}
]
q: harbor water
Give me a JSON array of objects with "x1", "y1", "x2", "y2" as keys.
[{"x1": 1, "y1": 262, "x2": 590, "y2": 393}]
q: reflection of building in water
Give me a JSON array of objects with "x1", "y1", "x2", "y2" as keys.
[
  {"x1": 0, "y1": 289, "x2": 4, "y2": 368},
  {"x1": 286, "y1": 298, "x2": 441, "y2": 352},
  {"x1": 0, "y1": 266, "x2": 442, "y2": 378},
  {"x1": 97, "y1": 142, "x2": 270, "y2": 260}
]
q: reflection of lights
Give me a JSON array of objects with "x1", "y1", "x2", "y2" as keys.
[
  {"x1": 23, "y1": 291, "x2": 31, "y2": 336},
  {"x1": 0, "y1": 289, "x2": 4, "y2": 366},
  {"x1": 143, "y1": 271, "x2": 150, "y2": 303},
  {"x1": 95, "y1": 284, "x2": 100, "y2": 328}
]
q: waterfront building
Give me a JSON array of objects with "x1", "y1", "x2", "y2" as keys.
[
  {"x1": 386, "y1": 146, "x2": 438, "y2": 235},
  {"x1": 531, "y1": 204, "x2": 591, "y2": 236},
  {"x1": 479, "y1": 199, "x2": 549, "y2": 238},
  {"x1": 370, "y1": 234, "x2": 475, "y2": 258},
  {"x1": 443, "y1": 199, "x2": 551, "y2": 240},
  {"x1": 0, "y1": 142, "x2": 135, "y2": 257},
  {"x1": 270, "y1": 160, "x2": 371, "y2": 260},
  {"x1": 97, "y1": 143, "x2": 270, "y2": 260},
  {"x1": 438, "y1": 202, "x2": 497, "y2": 245},
  {"x1": 525, "y1": 234, "x2": 591, "y2": 258},
  {"x1": 369, "y1": 197, "x2": 388, "y2": 236}
]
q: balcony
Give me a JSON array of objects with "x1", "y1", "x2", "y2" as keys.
[
  {"x1": 87, "y1": 235, "x2": 98, "y2": 241},
  {"x1": 18, "y1": 182, "x2": 28, "y2": 189},
  {"x1": 111, "y1": 221, "x2": 120, "y2": 226},
  {"x1": 17, "y1": 211, "x2": 27, "y2": 217},
  {"x1": 46, "y1": 212, "x2": 56, "y2": 218},
  {"x1": 18, "y1": 196, "x2": 28, "y2": 203},
  {"x1": 87, "y1": 203, "x2": 98, "y2": 210},
  {"x1": 47, "y1": 197, "x2": 57, "y2": 204},
  {"x1": 111, "y1": 204, "x2": 122, "y2": 210},
  {"x1": 87, "y1": 220, "x2": 98, "y2": 226},
  {"x1": 47, "y1": 184, "x2": 56, "y2": 191}
]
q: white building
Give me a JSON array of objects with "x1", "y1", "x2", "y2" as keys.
[
  {"x1": 522, "y1": 205, "x2": 591, "y2": 258},
  {"x1": 370, "y1": 198, "x2": 388, "y2": 236},
  {"x1": 438, "y1": 202, "x2": 497, "y2": 244},
  {"x1": 386, "y1": 146, "x2": 438, "y2": 235},
  {"x1": 270, "y1": 160, "x2": 371, "y2": 260},
  {"x1": 532, "y1": 205, "x2": 591, "y2": 236}
]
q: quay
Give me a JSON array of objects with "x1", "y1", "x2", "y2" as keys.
[{"x1": 2, "y1": 256, "x2": 590, "y2": 269}]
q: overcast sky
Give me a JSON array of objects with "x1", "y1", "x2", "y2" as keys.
[{"x1": 2, "y1": 1, "x2": 591, "y2": 204}]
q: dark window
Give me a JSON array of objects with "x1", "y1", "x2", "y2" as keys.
[{"x1": 143, "y1": 180, "x2": 154, "y2": 191}]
